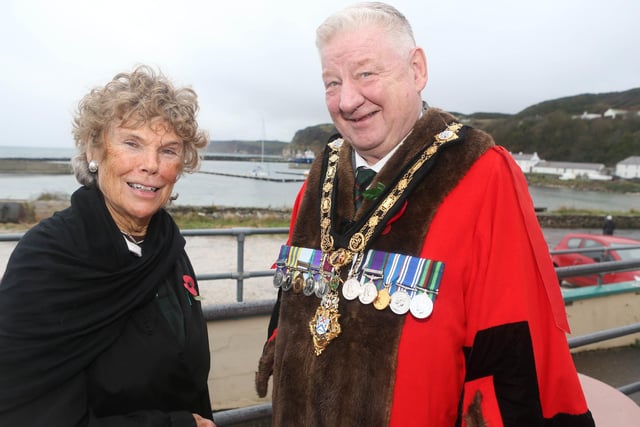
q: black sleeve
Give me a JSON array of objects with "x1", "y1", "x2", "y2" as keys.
[{"x1": 0, "y1": 372, "x2": 197, "y2": 427}]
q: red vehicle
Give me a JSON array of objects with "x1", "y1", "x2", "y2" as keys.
[{"x1": 551, "y1": 233, "x2": 640, "y2": 287}]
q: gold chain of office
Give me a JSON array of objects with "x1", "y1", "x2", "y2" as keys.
[{"x1": 320, "y1": 122, "x2": 463, "y2": 271}]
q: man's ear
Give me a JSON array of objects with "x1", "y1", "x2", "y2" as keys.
[{"x1": 411, "y1": 47, "x2": 428, "y2": 91}]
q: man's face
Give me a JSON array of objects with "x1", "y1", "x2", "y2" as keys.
[{"x1": 320, "y1": 25, "x2": 427, "y2": 164}]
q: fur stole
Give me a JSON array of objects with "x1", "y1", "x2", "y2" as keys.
[{"x1": 270, "y1": 108, "x2": 494, "y2": 425}]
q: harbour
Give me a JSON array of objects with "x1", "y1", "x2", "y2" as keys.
[
  {"x1": 1, "y1": 145, "x2": 640, "y2": 212},
  {"x1": 1, "y1": 160, "x2": 640, "y2": 212}
]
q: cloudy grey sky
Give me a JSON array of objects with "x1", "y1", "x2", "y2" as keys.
[{"x1": 1, "y1": 0, "x2": 639, "y2": 148}]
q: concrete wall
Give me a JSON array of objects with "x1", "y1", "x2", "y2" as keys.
[
  {"x1": 564, "y1": 284, "x2": 640, "y2": 351},
  {"x1": 207, "y1": 315, "x2": 273, "y2": 410}
]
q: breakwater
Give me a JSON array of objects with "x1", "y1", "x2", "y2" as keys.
[
  {"x1": 536, "y1": 214, "x2": 640, "y2": 229},
  {"x1": 0, "y1": 158, "x2": 72, "y2": 174},
  {"x1": 2, "y1": 200, "x2": 640, "y2": 229}
]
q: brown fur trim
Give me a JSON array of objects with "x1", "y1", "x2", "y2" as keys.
[
  {"x1": 464, "y1": 391, "x2": 488, "y2": 427},
  {"x1": 271, "y1": 108, "x2": 495, "y2": 425},
  {"x1": 255, "y1": 338, "x2": 275, "y2": 398}
]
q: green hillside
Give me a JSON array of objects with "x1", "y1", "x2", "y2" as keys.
[{"x1": 469, "y1": 88, "x2": 640, "y2": 165}]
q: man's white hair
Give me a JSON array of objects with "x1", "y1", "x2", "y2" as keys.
[{"x1": 316, "y1": 2, "x2": 416, "y2": 54}]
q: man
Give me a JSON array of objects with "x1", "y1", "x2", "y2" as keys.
[
  {"x1": 256, "y1": 2, "x2": 594, "y2": 426},
  {"x1": 603, "y1": 215, "x2": 615, "y2": 235}
]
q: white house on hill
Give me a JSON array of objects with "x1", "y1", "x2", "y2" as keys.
[
  {"x1": 532, "y1": 160, "x2": 610, "y2": 180},
  {"x1": 575, "y1": 111, "x2": 602, "y2": 120},
  {"x1": 615, "y1": 156, "x2": 640, "y2": 179},
  {"x1": 603, "y1": 108, "x2": 628, "y2": 119},
  {"x1": 510, "y1": 152, "x2": 540, "y2": 173}
]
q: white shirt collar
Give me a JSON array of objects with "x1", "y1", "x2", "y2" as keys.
[{"x1": 354, "y1": 129, "x2": 413, "y2": 173}]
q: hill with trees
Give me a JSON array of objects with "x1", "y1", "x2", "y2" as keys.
[
  {"x1": 209, "y1": 88, "x2": 640, "y2": 166},
  {"x1": 472, "y1": 88, "x2": 640, "y2": 166}
]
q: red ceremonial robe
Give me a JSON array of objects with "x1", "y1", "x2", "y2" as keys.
[{"x1": 258, "y1": 108, "x2": 594, "y2": 426}]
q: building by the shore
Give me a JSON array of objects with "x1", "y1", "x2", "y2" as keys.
[{"x1": 509, "y1": 152, "x2": 640, "y2": 181}]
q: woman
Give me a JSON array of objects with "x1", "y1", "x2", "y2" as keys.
[{"x1": 0, "y1": 66, "x2": 216, "y2": 426}]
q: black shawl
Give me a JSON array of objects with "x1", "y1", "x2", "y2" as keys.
[{"x1": 0, "y1": 185, "x2": 185, "y2": 412}]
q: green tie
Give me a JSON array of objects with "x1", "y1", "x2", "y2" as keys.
[{"x1": 354, "y1": 167, "x2": 376, "y2": 210}]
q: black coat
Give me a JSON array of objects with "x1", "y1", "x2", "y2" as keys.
[{"x1": 0, "y1": 186, "x2": 212, "y2": 426}]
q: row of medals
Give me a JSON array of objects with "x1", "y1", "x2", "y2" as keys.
[{"x1": 273, "y1": 253, "x2": 434, "y2": 319}]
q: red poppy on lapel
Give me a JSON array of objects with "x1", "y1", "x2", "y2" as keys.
[{"x1": 382, "y1": 200, "x2": 408, "y2": 235}]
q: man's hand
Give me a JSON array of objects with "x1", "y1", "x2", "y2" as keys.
[{"x1": 193, "y1": 413, "x2": 216, "y2": 427}]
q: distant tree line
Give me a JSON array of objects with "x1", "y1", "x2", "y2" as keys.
[{"x1": 477, "y1": 112, "x2": 640, "y2": 166}]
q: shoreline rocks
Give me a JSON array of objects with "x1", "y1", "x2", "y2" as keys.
[
  {"x1": 2, "y1": 199, "x2": 640, "y2": 230},
  {"x1": 536, "y1": 214, "x2": 640, "y2": 229}
]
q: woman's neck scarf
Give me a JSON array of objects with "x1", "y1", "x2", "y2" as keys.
[{"x1": 0, "y1": 185, "x2": 185, "y2": 412}]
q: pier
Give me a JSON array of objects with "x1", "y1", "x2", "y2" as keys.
[{"x1": 198, "y1": 170, "x2": 306, "y2": 183}]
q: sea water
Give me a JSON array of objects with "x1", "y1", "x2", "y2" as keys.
[
  {"x1": 1, "y1": 146, "x2": 639, "y2": 211},
  {"x1": 0, "y1": 145, "x2": 304, "y2": 208}
]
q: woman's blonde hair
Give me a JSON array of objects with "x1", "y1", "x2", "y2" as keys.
[{"x1": 71, "y1": 65, "x2": 209, "y2": 186}]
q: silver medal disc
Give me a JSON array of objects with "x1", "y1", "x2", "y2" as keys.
[
  {"x1": 303, "y1": 276, "x2": 316, "y2": 296},
  {"x1": 315, "y1": 278, "x2": 329, "y2": 298},
  {"x1": 358, "y1": 281, "x2": 378, "y2": 304},
  {"x1": 389, "y1": 290, "x2": 411, "y2": 315},
  {"x1": 409, "y1": 292, "x2": 434, "y2": 319},
  {"x1": 273, "y1": 269, "x2": 284, "y2": 288},
  {"x1": 282, "y1": 272, "x2": 293, "y2": 291},
  {"x1": 342, "y1": 278, "x2": 362, "y2": 300}
]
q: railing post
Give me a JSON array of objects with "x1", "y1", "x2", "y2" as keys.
[{"x1": 236, "y1": 231, "x2": 245, "y2": 302}]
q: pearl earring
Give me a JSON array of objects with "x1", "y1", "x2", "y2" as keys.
[{"x1": 88, "y1": 160, "x2": 99, "y2": 173}]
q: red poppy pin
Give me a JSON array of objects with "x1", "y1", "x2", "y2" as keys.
[{"x1": 183, "y1": 275, "x2": 204, "y2": 301}]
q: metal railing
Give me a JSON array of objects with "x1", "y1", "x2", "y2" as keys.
[
  {"x1": 550, "y1": 245, "x2": 640, "y2": 286},
  {"x1": 555, "y1": 259, "x2": 640, "y2": 281},
  {"x1": 1, "y1": 227, "x2": 289, "y2": 302},
  {"x1": 181, "y1": 228, "x2": 289, "y2": 302}
]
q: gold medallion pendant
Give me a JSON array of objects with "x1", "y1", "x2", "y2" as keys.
[{"x1": 309, "y1": 291, "x2": 341, "y2": 356}]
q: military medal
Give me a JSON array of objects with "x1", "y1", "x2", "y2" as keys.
[
  {"x1": 273, "y1": 266, "x2": 284, "y2": 288},
  {"x1": 359, "y1": 265, "x2": 383, "y2": 305},
  {"x1": 292, "y1": 272, "x2": 304, "y2": 293},
  {"x1": 341, "y1": 251, "x2": 363, "y2": 301},
  {"x1": 315, "y1": 273, "x2": 330, "y2": 298},
  {"x1": 272, "y1": 246, "x2": 291, "y2": 288},
  {"x1": 303, "y1": 275, "x2": 316, "y2": 296},
  {"x1": 304, "y1": 252, "x2": 323, "y2": 297},
  {"x1": 390, "y1": 289, "x2": 411, "y2": 315},
  {"x1": 282, "y1": 272, "x2": 293, "y2": 291},
  {"x1": 409, "y1": 292, "x2": 434, "y2": 319},
  {"x1": 342, "y1": 278, "x2": 361, "y2": 300},
  {"x1": 391, "y1": 256, "x2": 422, "y2": 315},
  {"x1": 373, "y1": 286, "x2": 391, "y2": 310},
  {"x1": 359, "y1": 280, "x2": 378, "y2": 304},
  {"x1": 389, "y1": 255, "x2": 411, "y2": 314}
]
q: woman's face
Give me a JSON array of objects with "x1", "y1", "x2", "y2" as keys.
[{"x1": 88, "y1": 118, "x2": 184, "y2": 233}]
